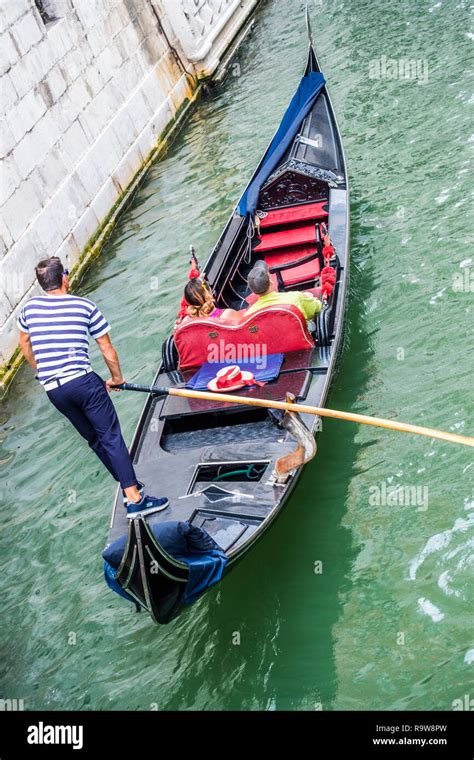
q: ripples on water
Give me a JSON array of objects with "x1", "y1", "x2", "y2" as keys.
[{"x1": 1, "y1": 0, "x2": 472, "y2": 710}]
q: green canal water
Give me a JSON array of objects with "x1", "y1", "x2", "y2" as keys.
[{"x1": 1, "y1": 0, "x2": 472, "y2": 711}]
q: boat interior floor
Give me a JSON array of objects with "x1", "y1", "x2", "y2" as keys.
[{"x1": 109, "y1": 344, "x2": 332, "y2": 553}]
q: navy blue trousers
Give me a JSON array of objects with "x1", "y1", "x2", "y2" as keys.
[{"x1": 47, "y1": 371, "x2": 138, "y2": 490}]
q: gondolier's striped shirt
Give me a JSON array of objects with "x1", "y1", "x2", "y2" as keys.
[{"x1": 17, "y1": 295, "x2": 110, "y2": 387}]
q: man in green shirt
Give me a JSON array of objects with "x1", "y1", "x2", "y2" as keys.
[{"x1": 246, "y1": 261, "x2": 322, "y2": 320}]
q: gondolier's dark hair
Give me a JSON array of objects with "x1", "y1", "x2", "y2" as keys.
[{"x1": 35, "y1": 256, "x2": 64, "y2": 291}]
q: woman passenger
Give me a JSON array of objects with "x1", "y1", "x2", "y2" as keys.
[{"x1": 182, "y1": 278, "x2": 241, "y2": 322}]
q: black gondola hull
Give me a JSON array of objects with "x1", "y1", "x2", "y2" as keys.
[{"x1": 104, "y1": 39, "x2": 350, "y2": 625}]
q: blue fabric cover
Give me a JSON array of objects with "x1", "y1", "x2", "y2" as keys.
[
  {"x1": 104, "y1": 560, "x2": 136, "y2": 604},
  {"x1": 186, "y1": 353, "x2": 284, "y2": 391},
  {"x1": 177, "y1": 551, "x2": 228, "y2": 605},
  {"x1": 237, "y1": 71, "x2": 326, "y2": 219},
  {"x1": 103, "y1": 521, "x2": 227, "y2": 607},
  {"x1": 103, "y1": 534, "x2": 129, "y2": 568}
]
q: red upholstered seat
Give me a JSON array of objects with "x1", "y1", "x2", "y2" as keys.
[
  {"x1": 253, "y1": 222, "x2": 319, "y2": 252},
  {"x1": 174, "y1": 305, "x2": 315, "y2": 369},
  {"x1": 254, "y1": 200, "x2": 328, "y2": 287},
  {"x1": 258, "y1": 201, "x2": 328, "y2": 229},
  {"x1": 264, "y1": 246, "x2": 321, "y2": 287}
]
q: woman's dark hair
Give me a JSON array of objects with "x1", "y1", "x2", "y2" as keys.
[
  {"x1": 184, "y1": 278, "x2": 215, "y2": 318},
  {"x1": 35, "y1": 257, "x2": 64, "y2": 291}
]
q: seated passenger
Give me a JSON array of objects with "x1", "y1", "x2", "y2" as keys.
[
  {"x1": 245, "y1": 261, "x2": 322, "y2": 320},
  {"x1": 182, "y1": 278, "x2": 240, "y2": 321}
]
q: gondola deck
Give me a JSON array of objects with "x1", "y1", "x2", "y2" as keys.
[{"x1": 104, "y1": 28, "x2": 349, "y2": 624}]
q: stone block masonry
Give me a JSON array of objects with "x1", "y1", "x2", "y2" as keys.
[{"x1": 0, "y1": 0, "x2": 260, "y2": 393}]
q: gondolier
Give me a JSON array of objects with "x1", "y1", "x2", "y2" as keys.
[{"x1": 17, "y1": 256, "x2": 168, "y2": 519}]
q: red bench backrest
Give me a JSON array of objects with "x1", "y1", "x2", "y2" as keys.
[{"x1": 174, "y1": 304, "x2": 315, "y2": 369}]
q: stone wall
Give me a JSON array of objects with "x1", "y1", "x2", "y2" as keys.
[
  {"x1": 0, "y1": 0, "x2": 259, "y2": 389},
  {"x1": 161, "y1": 0, "x2": 259, "y2": 76}
]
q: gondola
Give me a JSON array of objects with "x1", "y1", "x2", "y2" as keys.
[{"x1": 103, "y1": 15, "x2": 349, "y2": 625}]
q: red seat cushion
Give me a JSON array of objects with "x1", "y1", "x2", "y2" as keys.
[
  {"x1": 254, "y1": 223, "x2": 317, "y2": 252},
  {"x1": 264, "y1": 247, "x2": 321, "y2": 287},
  {"x1": 174, "y1": 305, "x2": 315, "y2": 369},
  {"x1": 258, "y1": 201, "x2": 328, "y2": 228}
]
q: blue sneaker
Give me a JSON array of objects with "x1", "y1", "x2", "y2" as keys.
[
  {"x1": 122, "y1": 480, "x2": 145, "y2": 507},
  {"x1": 127, "y1": 494, "x2": 169, "y2": 519}
]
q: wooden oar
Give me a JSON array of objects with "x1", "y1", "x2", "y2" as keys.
[{"x1": 112, "y1": 383, "x2": 474, "y2": 448}]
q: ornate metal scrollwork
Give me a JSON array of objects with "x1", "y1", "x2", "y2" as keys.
[
  {"x1": 263, "y1": 159, "x2": 343, "y2": 189},
  {"x1": 259, "y1": 170, "x2": 328, "y2": 210}
]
